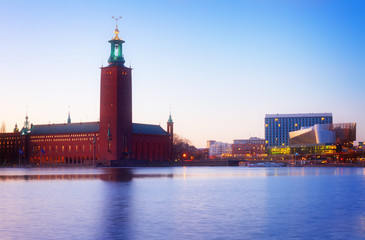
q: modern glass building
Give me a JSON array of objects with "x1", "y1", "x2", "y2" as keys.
[{"x1": 265, "y1": 113, "x2": 333, "y2": 147}]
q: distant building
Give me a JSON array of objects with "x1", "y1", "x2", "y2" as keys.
[
  {"x1": 206, "y1": 140, "x2": 216, "y2": 148},
  {"x1": 265, "y1": 113, "x2": 332, "y2": 147},
  {"x1": 232, "y1": 137, "x2": 265, "y2": 156},
  {"x1": 269, "y1": 122, "x2": 356, "y2": 155},
  {"x1": 289, "y1": 123, "x2": 356, "y2": 151},
  {"x1": 209, "y1": 142, "x2": 231, "y2": 157}
]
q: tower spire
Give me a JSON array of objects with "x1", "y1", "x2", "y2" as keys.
[
  {"x1": 108, "y1": 16, "x2": 125, "y2": 66},
  {"x1": 166, "y1": 109, "x2": 174, "y2": 161},
  {"x1": 67, "y1": 106, "x2": 71, "y2": 124},
  {"x1": 112, "y1": 16, "x2": 122, "y2": 40},
  {"x1": 168, "y1": 107, "x2": 173, "y2": 123}
]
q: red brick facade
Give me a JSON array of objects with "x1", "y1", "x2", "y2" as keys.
[
  {"x1": 232, "y1": 138, "x2": 266, "y2": 156},
  {"x1": 99, "y1": 65, "x2": 132, "y2": 162}
]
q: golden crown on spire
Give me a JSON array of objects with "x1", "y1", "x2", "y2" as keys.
[
  {"x1": 113, "y1": 27, "x2": 120, "y2": 40},
  {"x1": 112, "y1": 16, "x2": 122, "y2": 40}
]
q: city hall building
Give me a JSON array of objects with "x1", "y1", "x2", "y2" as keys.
[{"x1": 0, "y1": 25, "x2": 173, "y2": 166}]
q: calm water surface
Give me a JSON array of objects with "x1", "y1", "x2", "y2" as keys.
[{"x1": 1, "y1": 167, "x2": 365, "y2": 240}]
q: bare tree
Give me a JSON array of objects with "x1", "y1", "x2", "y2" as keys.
[{"x1": 173, "y1": 134, "x2": 191, "y2": 145}]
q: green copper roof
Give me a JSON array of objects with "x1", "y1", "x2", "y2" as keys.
[{"x1": 167, "y1": 114, "x2": 173, "y2": 123}]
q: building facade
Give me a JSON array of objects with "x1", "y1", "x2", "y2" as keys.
[
  {"x1": 232, "y1": 137, "x2": 265, "y2": 156},
  {"x1": 209, "y1": 142, "x2": 231, "y2": 158},
  {"x1": 0, "y1": 24, "x2": 173, "y2": 166},
  {"x1": 265, "y1": 113, "x2": 333, "y2": 147},
  {"x1": 268, "y1": 122, "x2": 356, "y2": 156}
]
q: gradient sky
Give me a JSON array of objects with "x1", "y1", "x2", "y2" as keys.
[{"x1": 0, "y1": 0, "x2": 364, "y2": 148}]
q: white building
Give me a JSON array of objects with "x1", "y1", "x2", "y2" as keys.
[{"x1": 209, "y1": 141, "x2": 232, "y2": 157}]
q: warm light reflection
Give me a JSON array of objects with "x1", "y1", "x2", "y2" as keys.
[{"x1": 1, "y1": 167, "x2": 365, "y2": 183}]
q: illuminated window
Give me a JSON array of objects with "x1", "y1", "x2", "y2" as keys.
[
  {"x1": 82, "y1": 145, "x2": 85, "y2": 153},
  {"x1": 76, "y1": 145, "x2": 78, "y2": 152},
  {"x1": 295, "y1": 123, "x2": 298, "y2": 127},
  {"x1": 69, "y1": 145, "x2": 71, "y2": 152},
  {"x1": 265, "y1": 124, "x2": 268, "y2": 127},
  {"x1": 321, "y1": 117, "x2": 325, "y2": 121},
  {"x1": 275, "y1": 118, "x2": 278, "y2": 121},
  {"x1": 278, "y1": 124, "x2": 281, "y2": 127},
  {"x1": 55, "y1": 146, "x2": 58, "y2": 153},
  {"x1": 62, "y1": 145, "x2": 64, "y2": 152}
]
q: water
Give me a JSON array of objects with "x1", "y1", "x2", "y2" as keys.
[{"x1": 1, "y1": 167, "x2": 365, "y2": 240}]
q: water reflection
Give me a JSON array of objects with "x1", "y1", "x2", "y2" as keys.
[
  {"x1": 0, "y1": 167, "x2": 365, "y2": 239},
  {"x1": 0, "y1": 167, "x2": 364, "y2": 182}
]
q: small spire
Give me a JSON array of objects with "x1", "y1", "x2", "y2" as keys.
[
  {"x1": 24, "y1": 112, "x2": 29, "y2": 130},
  {"x1": 107, "y1": 124, "x2": 111, "y2": 140},
  {"x1": 21, "y1": 111, "x2": 30, "y2": 135},
  {"x1": 168, "y1": 109, "x2": 173, "y2": 123},
  {"x1": 67, "y1": 106, "x2": 71, "y2": 124}
]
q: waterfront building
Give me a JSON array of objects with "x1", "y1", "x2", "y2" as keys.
[
  {"x1": 265, "y1": 113, "x2": 332, "y2": 147},
  {"x1": 268, "y1": 122, "x2": 356, "y2": 156},
  {"x1": 209, "y1": 142, "x2": 231, "y2": 157},
  {"x1": 232, "y1": 137, "x2": 265, "y2": 156},
  {"x1": 0, "y1": 24, "x2": 173, "y2": 166}
]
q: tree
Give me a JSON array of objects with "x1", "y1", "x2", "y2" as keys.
[{"x1": 172, "y1": 134, "x2": 206, "y2": 160}]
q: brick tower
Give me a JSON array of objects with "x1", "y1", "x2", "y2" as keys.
[
  {"x1": 167, "y1": 113, "x2": 174, "y2": 160},
  {"x1": 100, "y1": 22, "x2": 132, "y2": 162}
]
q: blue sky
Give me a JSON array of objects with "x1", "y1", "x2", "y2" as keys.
[{"x1": 0, "y1": 0, "x2": 364, "y2": 147}]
